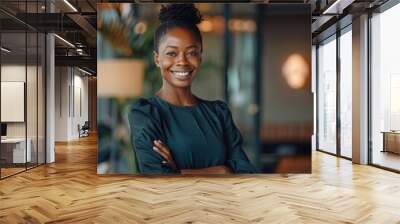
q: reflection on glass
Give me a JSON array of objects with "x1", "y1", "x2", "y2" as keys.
[
  {"x1": 1, "y1": 31, "x2": 27, "y2": 177},
  {"x1": 318, "y1": 36, "x2": 337, "y2": 154},
  {"x1": 339, "y1": 29, "x2": 352, "y2": 158},
  {"x1": 0, "y1": 1, "x2": 46, "y2": 179},
  {"x1": 371, "y1": 4, "x2": 400, "y2": 171}
]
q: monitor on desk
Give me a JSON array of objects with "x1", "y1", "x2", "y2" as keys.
[{"x1": 1, "y1": 123, "x2": 7, "y2": 138}]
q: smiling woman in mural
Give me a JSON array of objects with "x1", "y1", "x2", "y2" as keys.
[{"x1": 128, "y1": 3, "x2": 256, "y2": 174}]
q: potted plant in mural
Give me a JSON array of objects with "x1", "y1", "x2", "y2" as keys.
[
  {"x1": 97, "y1": 4, "x2": 160, "y2": 174},
  {"x1": 97, "y1": 4, "x2": 162, "y2": 96}
]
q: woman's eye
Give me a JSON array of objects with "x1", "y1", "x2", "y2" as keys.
[
  {"x1": 166, "y1": 52, "x2": 177, "y2": 57},
  {"x1": 188, "y1": 51, "x2": 199, "y2": 57}
]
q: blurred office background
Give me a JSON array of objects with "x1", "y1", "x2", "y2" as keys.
[{"x1": 97, "y1": 3, "x2": 312, "y2": 174}]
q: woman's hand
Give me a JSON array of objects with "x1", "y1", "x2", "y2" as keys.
[
  {"x1": 152, "y1": 139, "x2": 232, "y2": 174},
  {"x1": 153, "y1": 140, "x2": 177, "y2": 171}
]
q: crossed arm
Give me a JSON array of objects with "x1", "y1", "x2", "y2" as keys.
[
  {"x1": 152, "y1": 140, "x2": 232, "y2": 174},
  {"x1": 129, "y1": 101, "x2": 255, "y2": 174}
]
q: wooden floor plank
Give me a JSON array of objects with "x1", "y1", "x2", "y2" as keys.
[{"x1": 1, "y1": 135, "x2": 400, "y2": 223}]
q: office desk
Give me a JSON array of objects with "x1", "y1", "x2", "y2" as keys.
[
  {"x1": 1, "y1": 138, "x2": 31, "y2": 163},
  {"x1": 381, "y1": 131, "x2": 400, "y2": 154}
]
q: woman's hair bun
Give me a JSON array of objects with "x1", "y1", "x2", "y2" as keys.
[{"x1": 159, "y1": 4, "x2": 203, "y2": 25}]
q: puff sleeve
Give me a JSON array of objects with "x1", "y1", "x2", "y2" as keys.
[
  {"x1": 215, "y1": 101, "x2": 257, "y2": 173},
  {"x1": 128, "y1": 99, "x2": 178, "y2": 174}
]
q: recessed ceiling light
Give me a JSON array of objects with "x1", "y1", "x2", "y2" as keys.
[
  {"x1": 54, "y1": 34, "x2": 75, "y2": 48},
  {"x1": 78, "y1": 67, "x2": 93, "y2": 76},
  {"x1": 322, "y1": 0, "x2": 354, "y2": 15},
  {"x1": 1, "y1": 47, "x2": 11, "y2": 53},
  {"x1": 63, "y1": 0, "x2": 78, "y2": 12}
]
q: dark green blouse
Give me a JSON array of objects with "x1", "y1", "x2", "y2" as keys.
[{"x1": 128, "y1": 96, "x2": 256, "y2": 174}]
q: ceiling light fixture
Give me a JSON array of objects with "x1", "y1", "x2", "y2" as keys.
[
  {"x1": 63, "y1": 0, "x2": 78, "y2": 12},
  {"x1": 322, "y1": 0, "x2": 354, "y2": 15},
  {"x1": 323, "y1": 0, "x2": 342, "y2": 14},
  {"x1": 54, "y1": 34, "x2": 75, "y2": 48},
  {"x1": 1, "y1": 47, "x2": 11, "y2": 53},
  {"x1": 78, "y1": 67, "x2": 93, "y2": 76}
]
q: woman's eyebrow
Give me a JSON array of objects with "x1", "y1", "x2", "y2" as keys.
[
  {"x1": 185, "y1": 45, "x2": 199, "y2": 49},
  {"x1": 164, "y1": 45, "x2": 198, "y2": 50},
  {"x1": 165, "y1": 45, "x2": 178, "y2": 49}
]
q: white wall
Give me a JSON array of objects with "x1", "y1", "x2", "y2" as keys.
[
  {"x1": 55, "y1": 66, "x2": 69, "y2": 141},
  {"x1": 71, "y1": 73, "x2": 89, "y2": 138},
  {"x1": 1, "y1": 66, "x2": 26, "y2": 140},
  {"x1": 1, "y1": 64, "x2": 46, "y2": 163},
  {"x1": 55, "y1": 67, "x2": 89, "y2": 141},
  {"x1": 1, "y1": 65, "x2": 38, "y2": 138}
]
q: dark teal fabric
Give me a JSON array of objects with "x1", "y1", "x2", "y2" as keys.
[{"x1": 128, "y1": 96, "x2": 256, "y2": 174}]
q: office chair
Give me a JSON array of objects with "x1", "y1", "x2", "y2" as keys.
[{"x1": 79, "y1": 121, "x2": 90, "y2": 138}]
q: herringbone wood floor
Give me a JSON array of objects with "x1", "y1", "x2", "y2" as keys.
[{"x1": 1, "y1": 135, "x2": 400, "y2": 224}]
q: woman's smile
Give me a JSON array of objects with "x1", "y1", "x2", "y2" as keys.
[{"x1": 170, "y1": 69, "x2": 193, "y2": 80}]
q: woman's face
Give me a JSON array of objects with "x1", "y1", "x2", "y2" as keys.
[{"x1": 154, "y1": 27, "x2": 202, "y2": 89}]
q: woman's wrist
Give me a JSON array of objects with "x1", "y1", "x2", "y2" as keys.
[{"x1": 180, "y1": 165, "x2": 232, "y2": 175}]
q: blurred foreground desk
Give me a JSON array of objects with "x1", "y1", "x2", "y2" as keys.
[
  {"x1": 382, "y1": 131, "x2": 400, "y2": 154},
  {"x1": 1, "y1": 138, "x2": 32, "y2": 163}
]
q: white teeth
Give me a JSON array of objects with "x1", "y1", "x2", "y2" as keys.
[{"x1": 172, "y1": 71, "x2": 190, "y2": 77}]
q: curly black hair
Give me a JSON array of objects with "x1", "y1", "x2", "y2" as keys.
[{"x1": 154, "y1": 4, "x2": 203, "y2": 53}]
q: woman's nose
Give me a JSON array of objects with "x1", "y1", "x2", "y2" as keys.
[{"x1": 176, "y1": 53, "x2": 188, "y2": 65}]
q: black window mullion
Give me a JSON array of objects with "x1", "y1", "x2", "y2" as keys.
[
  {"x1": 367, "y1": 11, "x2": 373, "y2": 165},
  {"x1": 44, "y1": 0, "x2": 48, "y2": 165},
  {"x1": 73, "y1": 68, "x2": 75, "y2": 118},
  {"x1": 336, "y1": 30, "x2": 341, "y2": 157},
  {"x1": 36, "y1": 0, "x2": 39, "y2": 167},
  {"x1": 25, "y1": 0, "x2": 28, "y2": 171},
  {"x1": 0, "y1": 21, "x2": 2, "y2": 179},
  {"x1": 316, "y1": 44, "x2": 319, "y2": 151}
]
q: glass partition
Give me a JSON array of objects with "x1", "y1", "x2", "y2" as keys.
[
  {"x1": 371, "y1": 3, "x2": 400, "y2": 171},
  {"x1": 339, "y1": 27, "x2": 352, "y2": 158},
  {"x1": 1, "y1": 30, "x2": 28, "y2": 177},
  {"x1": 0, "y1": 1, "x2": 46, "y2": 179},
  {"x1": 317, "y1": 35, "x2": 337, "y2": 154}
]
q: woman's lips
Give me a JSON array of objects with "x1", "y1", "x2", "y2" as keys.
[{"x1": 170, "y1": 70, "x2": 192, "y2": 81}]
